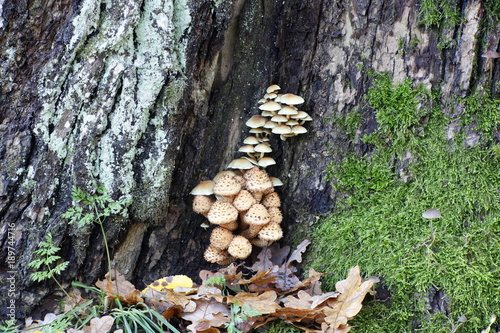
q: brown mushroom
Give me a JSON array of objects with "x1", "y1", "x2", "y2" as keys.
[
  {"x1": 204, "y1": 245, "x2": 232, "y2": 264},
  {"x1": 268, "y1": 207, "x2": 283, "y2": 224},
  {"x1": 192, "y1": 195, "x2": 214, "y2": 216},
  {"x1": 233, "y1": 190, "x2": 257, "y2": 212},
  {"x1": 207, "y1": 201, "x2": 238, "y2": 225},
  {"x1": 190, "y1": 180, "x2": 215, "y2": 196},
  {"x1": 262, "y1": 192, "x2": 281, "y2": 208},
  {"x1": 227, "y1": 236, "x2": 252, "y2": 260},
  {"x1": 258, "y1": 222, "x2": 283, "y2": 242},
  {"x1": 213, "y1": 174, "x2": 242, "y2": 202},
  {"x1": 210, "y1": 227, "x2": 234, "y2": 250}
]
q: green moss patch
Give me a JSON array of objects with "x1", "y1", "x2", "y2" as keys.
[{"x1": 309, "y1": 75, "x2": 500, "y2": 332}]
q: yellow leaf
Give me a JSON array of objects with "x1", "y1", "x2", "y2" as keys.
[{"x1": 142, "y1": 275, "x2": 193, "y2": 293}]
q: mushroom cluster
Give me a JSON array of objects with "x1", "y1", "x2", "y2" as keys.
[
  {"x1": 191, "y1": 167, "x2": 284, "y2": 265},
  {"x1": 228, "y1": 85, "x2": 312, "y2": 169}
]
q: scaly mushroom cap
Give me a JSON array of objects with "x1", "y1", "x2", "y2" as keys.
[
  {"x1": 207, "y1": 201, "x2": 238, "y2": 225},
  {"x1": 268, "y1": 207, "x2": 283, "y2": 224},
  {"x1": 245, "y1": 169, "x2": 273, "y2": 196},
  {"x1": 213, "y1": 174, "x2": 242, "y2": 200},
  {"x1": 204, "y1": 245, "x2": 232, "y2": 264},
  {"x1": 233, "y1": 190, "x2": 257, "y2": 212},
  {"x1": 244, "y1": 203, "x2": 271, "y2": 226},
  {"x1": 192, "y1": 195, "x2": 214, "y2": 215},
  {"x1": 262, "y1": 192, "x2": 281, "y2": 208},
  {"x1": 258, "y1": 222, "x2": 283, "y2": 241},
  {"x1": 243, "y1": 166, "x2": 262, "y2": 180},
  {"x1": 227, "y1": 236, "x2": 252, "y2": 260},
  {"x1": 210, "y1": 227, "x2": 234, "y2": 250}
]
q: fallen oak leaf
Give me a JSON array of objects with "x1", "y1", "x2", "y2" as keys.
[
  {"x1": 322, "y1": 266, "x2": 375, "y2": 330},
  {"x1": 181, "y1": 298, "x2": 230, "y2": 333},
  {"x1": 88, "y1": 315, "x2": 114, "y2": 333},
  {"x1": 226, "y1": 290, "x2": 280, "y2": 315},
  {"x1": 95, "y1": 272, "x2": 143, "y2": 305},
  {"x1": 286, "y1": 239, "x2": 311, "y2": 269}
]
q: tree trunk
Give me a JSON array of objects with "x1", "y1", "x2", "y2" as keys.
[{"x1": 0, "y1": 0, "x2": 498, "y2": 322}]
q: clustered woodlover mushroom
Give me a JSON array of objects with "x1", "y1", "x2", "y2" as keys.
[{"x1": 191, "y1": 84, "x2": 311, "y2": 264}]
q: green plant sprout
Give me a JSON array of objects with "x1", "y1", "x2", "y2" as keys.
[
  {"x1": 112, "y1": 300, "x2": 181, "y2": 333},
  {"x1": 225, "y1": 300, "x2": 262, "y2": 333},
  {"x1": 62, "y1": 186, "x2": 130, "y2": 282},
  {"x1": 28, "y1": 232, "x2": 70, "y2": 299}
]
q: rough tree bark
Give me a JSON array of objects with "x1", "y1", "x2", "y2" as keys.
[{"x1": 0, "y1": 0, "x2": 498, "y2": 321}]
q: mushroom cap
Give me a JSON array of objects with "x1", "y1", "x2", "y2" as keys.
[
  {"x1": 258, "y1": 222, "x2": 283, "y2": 241},
  {"x1": 190, "y1": 180, "x2": 215, "y2": 195},
  {"x1": 207, "y1": 201, "x2": 238, "y2": 225},
  {"x1": 481, "y1": 50, "x2": 500, "y2": 58},
  {"x1": 246, "y1": 115, "x2": 268, "y2": 128},
  {"x1": 227, "y1": 236, "x2": 252, "y2": 260},
  {"x1": 266, "y1": 84, "x2": 281, "y2": 93},
  {"x1": 244, "y1": 203, "x2": 271, "y2": 226},
  {"x1": 228, "y1": 158, "x2": 255, "y2": 170},
  {"x1": 238, "y1": 145, "x2": 256, "y2": 153},
  {"x1": 262, "y1": 192, "x2": 281, "y2": 208},
  {"x1": 263, "y1": 120, "x2": 278, "y2": 129},
  {"x1": 270, "y1": 115, "x2": 289, "y2": 123},
  {"x1": 243, "y1": 166, "x2": 263, "y2": 180},
  {"x1": 260, "y1": 110, "x2": 275, "y2": 117},
  {"x1": 422, "y1": 208, "x2": 441, "y2": 219},
  {"x1": 258, "y1": 157, "x2": 276, "y2": 168},
  {"x1": 259, "y1": 101, "x2": 282, "y2": 111},
  {"x1": 249, "y1": 128, "x2": 264, "y2": 134},
  {"x1": 292, "y1": 111, "x2": 310, "y2": 120},
  {"x1": 241, "y1": 156, "x2": 259, "y2": 165},
  {"x1": 264, "y1": 93, "x2": 278, "y2": 99},
  {"x1": 192, "y1": 195, "x2": 214, "y2": 215},
  {"x1": 213, "y1": 174, "x2": 242, "y2": 198},
  {"x1": 245, "y1": 169, "x2": 273, "y2": 193},
  {"x1": 204, "y1": 245, "x2": 232, "y2": 264},
  {"x1": 279, "y1": 106, "x2": 299, "y2": 116},
  {"x1": 280, "y1": 93, "x2": 304, "y2": 105},
  {"x1": 286, "y1": 120, "x2": 300, "y2": 126},
  {"x1": 254, "y1": 143, "x2": 273, "y2": 153},
  {"x1": 233, "y1": 190, "x2": 257, "y2": 212},
  {"x1": 270, "y1": 177, "x2": 283, "y2": 187},
  {"x1": 258, "y1": 98, "x2": 268, "y2": 104},
  {"x1": 268, "y1": 207, "x2": 283, "y2": 224},
  {"x1": 212, "y1": 170, "x2": 237, "y2": 182},
  {"x1": 243, "y1": 136, "x2": 260, "y2": 145},
  {"x1": 272, "y1": 124, "x2": 293, "y2": 134},
  {"x1": 291, "y1": 125, "x2": 308, "y2": 134},
  {"x1": 210, "y1": 227, "x2": 234, "y2": 250}
]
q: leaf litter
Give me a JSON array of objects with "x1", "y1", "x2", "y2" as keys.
[{"x1": 29, "y1": 240, "x2": 377, "y2": 332}]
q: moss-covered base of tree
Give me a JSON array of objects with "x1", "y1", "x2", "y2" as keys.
[{"x1": 306, "y1": 74, "x2": 500, "y2": 332}]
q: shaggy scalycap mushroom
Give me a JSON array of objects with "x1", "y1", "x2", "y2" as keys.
[
  {"x1": 258, "y1": 222, "x2": 283, "y2": 242},
  {"x1": 210, "y1": 227, "x2": 234, "y2": 250},
  {"x1": 268, "y1": 207, "x2": 283, "y2": 224},
  {"x1": 192, "y1": 195, "x2": 214, "y2": 216},
  {"x1": 232, "y1": 190, "x2": 257, "y2": 212},
  {"x1": 227, "y1": 236, "x2": 252, "y2": 260},
  {"x1": 204, "y1": 245, "x2": 232, "y2": 264},
  {"x1": 207, "y1": 201, "x2": 238, "y2": 225},
  {"x1": 245, "y1": 169, "x2": 273, "y2": 201},
  {"x1": 213, "y1": 174, "x2": 242, "y2": 202},
  {"x1": 262, "y1": 192, "x2": 281, "y2": 208},
  {"x1": 244, "y1": 203, "x2": 271, "y2": 226}
]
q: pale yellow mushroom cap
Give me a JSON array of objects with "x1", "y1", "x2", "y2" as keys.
[
  {"x1": 207, "y1": 201, "x2": 238, "y2": 225},
  {"x1": 259, "y1": 101, "x2": 282, "y2": 111},
  {"x1": 227, "y1": 236, "x2": 252, "y2": 259},
  {"x1": 190, "y1": 180, "x2": 215, "y2": 195},
  {"x1": 272, "y1": 124, "x2": 293, "y2": 135},
  {"x1": 228, "y1": 158, "x2": 254, "y2": 170},
  {"x1": 210, "y1": 227, "x2": 234, "y2": 250},
  {"x1": 280, "y1": 93, "x2": 304, "y2": 105},
  {"x1": 246, "y1": 115, "x2": 268, "y2": 128},
  {"x1": 258, "y1": 157, "x2": 276, "y2": 168},
  {"x1": 266, "y1": 84, "x2": 281, "y2": 93}
]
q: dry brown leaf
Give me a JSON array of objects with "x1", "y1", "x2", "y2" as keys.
[
  {"x1": 95, "y1": 272, "x2": 143, "y2": 305},
  {"x1": 233, "y1": 269, "x2": 277, "y2": 287},
  {"x1": 88, "y1": 315, "x2": 114, "y2": 333},
  {"x1": 181, "y1": 298, "x2": 230, "y2": 332},
  {"x1": 286, "y1": 239, "x2": 311, "y2": 268},
  {"x1": 322, "y1": 266, "x2": 374, "y2": 330},
  {"x1": 226, "y1": 290, "x2": 280, "y2": 314}
]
